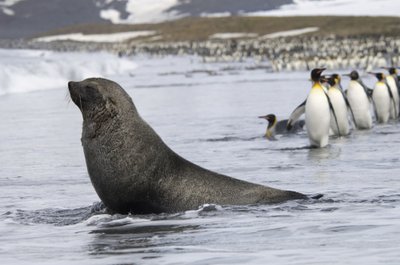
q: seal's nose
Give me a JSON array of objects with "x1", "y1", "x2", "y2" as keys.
[
  {"x1": 68, "y1": 81, "x2": 76, "y2": 90},
  {"x1": 68, "y1": 81, "x2": 79, "y2": 105}
]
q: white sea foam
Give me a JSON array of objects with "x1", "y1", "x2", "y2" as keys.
[{"x1": 0, "y1": 49, "x2": 137, "y2": 95}]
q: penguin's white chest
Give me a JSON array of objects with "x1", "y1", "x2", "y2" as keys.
[
  {"x1": 372, "y1": 82, "x2": 390, "y2": 123},
  {"x1": 305, "y1": 88, "x2": 330, "y2": 147},
  {"x1": 347, "y1": 81, "x2": 372, "y2": 129},
  {"x1": 328, "y1": 88, "x2": 350, "y2": 135}
]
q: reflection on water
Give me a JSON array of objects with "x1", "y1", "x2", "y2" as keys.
[{"x1": 307, "y1": 145, "x2": 342, "y2": 161}]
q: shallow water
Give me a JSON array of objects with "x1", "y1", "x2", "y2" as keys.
[{"x1": 1, "y1": 53, "x2": 400, "y2": 264}]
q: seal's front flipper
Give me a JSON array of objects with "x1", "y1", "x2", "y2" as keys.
[{"x1": 310, "y1": 194, "x2": 324, "y2": 200}]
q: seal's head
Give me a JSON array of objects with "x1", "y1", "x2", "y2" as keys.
[{"x1": 68, "y1": 78, "x2": 136, "y2": 121}]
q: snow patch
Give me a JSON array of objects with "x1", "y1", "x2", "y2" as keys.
[
  {"x1": 100, "y1": 9, "x2": 121, "y2": 23},
  {"x1": 35, "y1": 31, "x2": 156, "y2": 43},
  {"x1": 0, "y1": 0, "x2": 25, "y2": 6},
  {"x1": 261, "y1": 27, "x2": 319, "y2": 39},
  {"x1": 0, "y1": 0, "x2": 25, "y2": 15},
  {"x1": 246, "y1": 0, "x2": 400, "y2": 17},
  {"x1": 3, "y1": 0, "x2": 400, "y2": 26},
  {"x1": 117, "y1": 0, "x2": 400, "y2": 24},
  {"x1": 200, "y1": 12, "x2": 231, "y2": 18},
  {"x1": 210, "y1": 33, "x2": 258, "y2": 39},
  {"x1": 125, "y1": 0, "x2": 181, "y2": 23},
  {"x1": 1, "y1": 6, "x2": 14, "y2": 15}
]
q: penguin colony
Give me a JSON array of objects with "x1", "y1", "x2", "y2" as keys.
[
  {"x1": 260, "y1": 67, "x2": 400, "y2": 148},
  {"x1": 6, "y1": 35, "x2": 399, "y2": 72},
  {"x1": 126, "y1": 36, "x2": 400, "y2": 72}
]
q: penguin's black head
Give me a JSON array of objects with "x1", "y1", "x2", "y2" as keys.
[
  {"x1": 376, "y1": 73, "x2": 385, "y2": 81},
  {"x1": 259, "y1": 114, "x2": 276, "y2": 127},
  {"x1": 381, "y1": 67, "x2": 397, "y2": 75},
  {"x1": 331, "y1": 74, "x2": 340, "y2": 81},
  {"x1": 327, "y1": 74, "x2": 340, "y2": 86},
  {"x1": 388, "y1": 67, "x2": 397, "y2": 75},
  {"x1": 327, "y1": 76, "x2": 336, "y2": 86},
  {"x1": 368, "y1": 72, "x2": 385, "y2": 81},
  {"x1": 311, "y1": 68, "x2": 326, "y2": 82},
  {"x1": 345, "y1": 70, "x2": 359, "y2": 80}
]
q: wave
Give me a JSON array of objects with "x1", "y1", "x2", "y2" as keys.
[
  {"x1": 3, "y1": 202, "x2": 107, "y2": 226},
  {"x1": 0, "y1": 49, "x2": 137, "y2": 96}
]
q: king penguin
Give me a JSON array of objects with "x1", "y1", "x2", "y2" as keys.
[
  {"x1": 383, "y1": 67, "x2": 399, "y2": 119},
  {"x1": 287, "y1": 68, "x2": 332, "y2": 148},
  {"x1": 259, "y1": 114, "x2": 305, "y2": 140},
  {"x1": 343, "y1": 70, "x2": 373, "y2": 129},
  {"x1": 370, "y1": 72, "x2": 391, "y2": 124},
  {"x1": 326, "y1": 74, "x2": 351, "y2": 136}
]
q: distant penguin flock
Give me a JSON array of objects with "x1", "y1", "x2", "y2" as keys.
[{"x1": 260, "y1": 67, "x2": 400, "y2": 148}]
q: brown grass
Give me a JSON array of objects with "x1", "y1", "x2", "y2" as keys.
[{"x1": 37, "y1": 16, "x2": 400, "y2": 42}]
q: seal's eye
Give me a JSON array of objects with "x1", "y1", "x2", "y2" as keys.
[
  {"x1": 83, "y1": 85, "x2": 103, "y2": 102},
  {"x1": 108, "y1": 97, "x2": 116, "y2": 106}
]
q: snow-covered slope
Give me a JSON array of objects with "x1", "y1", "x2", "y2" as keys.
[
  {"x1": 109, "y1": 0, "x2": 400, "y2": 23},
  {"x1": 248, "y1": 0, "x2": 400, "y2": 17},
  {"x1": 0, "y1": 0, "x2": 399, "y2": 39}
]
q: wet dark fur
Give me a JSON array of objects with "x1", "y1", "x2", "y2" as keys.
[{"x1": 69, "y1": 78, "x2": 306, "y2": 214}]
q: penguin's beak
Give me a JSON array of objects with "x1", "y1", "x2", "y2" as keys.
[
  {"x1": 342, "y1": 74, "x2": 350, "y2": 77},
  {"x1": 258, "y1": 115, "x2": 267, "y2": 119}
]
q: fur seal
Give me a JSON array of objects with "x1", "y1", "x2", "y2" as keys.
[{"x1": 68, "y1": 77, "x2": 307, "y2": 214}]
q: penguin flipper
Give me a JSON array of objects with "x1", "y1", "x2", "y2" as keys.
[
  {"x1": 395, "y1": 77, "x2": 400, "y2": 95},
  {"x1": 385, "y1": 81, "x2": 398, "y2": 115},
  {"x1": 324, "y1": 90, "x2": 341, "y2": 137},
  {"x1": 397, "y1": 75, "x2": 400, "y2": 90},
  {"x1": 287, "y1": 100, "x2": 306, "y2": 130},
  {"x1": 367, "y1": 88, "x2": 374, "y2": 98},
  {"x1": 341, "y1": 90, "x2": 358, "y2": 128},
  {"x1": 359, "y1": 80, "x2": 373, "y2": 99},
  {"x1": 395, "y1": 77, "x2": 400, "y2": 110},
  {"x1": 371, "y1": 95, "x2": 379, "y2": 122}
]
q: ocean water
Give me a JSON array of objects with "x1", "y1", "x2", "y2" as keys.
[{"x1": 0, "y1": 50, "x2": 400, "y2": 265}]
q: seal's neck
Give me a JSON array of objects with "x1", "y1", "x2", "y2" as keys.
[
  {"x1": 83, "y1": 105, "x2": 140, "y2": 140},
  {"x1": 82, "y1": 103, "x2": 119, "y2": 139}
]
